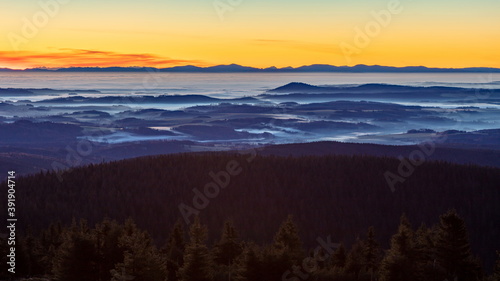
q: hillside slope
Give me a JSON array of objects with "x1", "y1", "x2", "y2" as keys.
[{"x1": 3, "y1": 153, "x2": 499, "y2": 268}]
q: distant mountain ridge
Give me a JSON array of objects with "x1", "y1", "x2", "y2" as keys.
[
  {"x1": 2, "y1": 64, "x2": 500, "y2": 73},
  {"x1": 267, "y1": 82, "x2": 475, "y2": 93}
]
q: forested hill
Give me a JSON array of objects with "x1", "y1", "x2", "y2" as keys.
[
  {"x1": 257, "y1": 141, "x2": 500, "y2": 167},
  {"x1": 2, "y1": 153, "x2": 500, "y2": 269}
]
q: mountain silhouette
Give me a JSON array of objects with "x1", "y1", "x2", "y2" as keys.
[{"x1": 4, "y1": 64, "x2": 500, "y2": 72}]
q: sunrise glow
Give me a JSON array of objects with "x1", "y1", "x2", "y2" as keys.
[{"x1": 2, "y1": 0, "x2": 499, "y2": 69}]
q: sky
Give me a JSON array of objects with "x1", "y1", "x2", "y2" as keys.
[{"x1": 1, "y1": 0, "x2": 499, "y2": 69}]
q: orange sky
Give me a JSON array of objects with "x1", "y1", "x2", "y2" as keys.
[{"x1": 1, "y1": 0, "x2": 499, "y2": 69}]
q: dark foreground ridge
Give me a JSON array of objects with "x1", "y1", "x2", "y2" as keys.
[
  {"x1": 1, "y1": 152, "x2": 499, "y2": 278},
  {"x1": 2, "y1": 138, "x2": 500, "y2": 180}
]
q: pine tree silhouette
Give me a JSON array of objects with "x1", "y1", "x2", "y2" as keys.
[
  {"x1": 363, "y1": 227, "x2": 381, "y2": 280},
  {"x1": 273, "y1": 215, "x2": 304, "y2": 263},
  {"x1": 414, "y1": 224, "x2": 443, "y2": 281},
  {"x1": 331, "y1": 243, "x2": 347, "y2": 269},
  {"x1": 162, "y1": 220, "x2": 186, "y2": 281},
  {"x1": 213, "y1": 220, "x2": 242, "y2": 266},
  {"x1": 111, "y1": 219, "x2": 166, "y2": 281},
  {"x1": 345, "y1": 238, "x2": 368, "y2": 279},
  {"x1": 235, "y1": 244, "x2": 262, "y2": 281},
  {"x1": 178, "y1": 217, "x2": 213, "y2": 281},
  {"x1": 435, "y1": 210, "x2": 482, "y2": 281},
  {"x1": 95, "y1": 218, "x2": 126, "y2": 281},
  {"x1": 379, "y1": 214, "x2": 418, "y2": 281},
  {"x1": 52, "y1": 219, "x2": 99, "y2": 281},
  {"x1": 213, "y1": 220, "x2": 242, "y2": 281}
]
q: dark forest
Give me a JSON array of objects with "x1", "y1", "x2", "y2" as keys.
[{"x1": 1, "y1": 153, "x2": 499, "y2": 280}]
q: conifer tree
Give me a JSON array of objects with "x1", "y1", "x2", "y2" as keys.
[
  {"x1": 95, "y1": 218, "x2": 125, "y2": 281},
  {"x1": 273, "y1": 215, "x2": 304, "y2": 263},
  {"x1": 178, "y1": 217, "x2": 214, "y2": 281},
  {"x1": 312, "y1": 246, "x2": 329, "y2": 270},
  {"x1": 111, "y1": 219, "x2": 167, "y2": 281},
  {"x1": 256, "y1": 215, "x2": 305, "y2": 280},
  {"x1": 345, "y1": 238, "x2": 367, "y2": 279},
  {"x1": 414, "y1": 224, "x2": 443, "y2": 281},
  {"x1": 363, "y1": 227, "x2": 381, "y2": 280},
  {"x1": 435, "y1": 210, "x2": 482, "y2": 281},
  {"x1": 331, "y1": 243, "x2": 347, "y2": 269},
  {"x1": 213, "y1": 220, "x2": 243, "y2": 281},
  {"x1": 379, "y1": 214, "x2": 418, "y2": 281},
  {"x1": 52, "y1": 219, "x2": 99, "y2": 281},
  {"x1": 261, "y1": 245, "x2": 294, "y2": 281},
  {"x1": 40, "y1": 222, "x2": 64, "y2": 272},
  {"x1": 213, "y1": 220, "x2": 242, "y2": 265},
  {"x1": 19, "y1": 232, "x2": 45, "y2": 276},
  {"x1": 163, "y1": 220, "x2": 186, "y2": 281},
  {"x1": 236, "y1": 244, "x2": 263, "y2": 281}
]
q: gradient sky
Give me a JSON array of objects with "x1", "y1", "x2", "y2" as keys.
[{"x1": 1, "y1": 0, "x2": 499, "y2": 69}]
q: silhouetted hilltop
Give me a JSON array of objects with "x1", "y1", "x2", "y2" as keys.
[
  {"x1": 257, "y1": 141, "x2": 500, "y2": 167},
  {"x1": 270, "y1": 82, "x2": 323, "y2": 92},
  {"x1": 267, "y1": 83, "x2": 471, "y2": 93},
  {"x1": 35, "y1": 94, "x2": 258, "y2": 104}
]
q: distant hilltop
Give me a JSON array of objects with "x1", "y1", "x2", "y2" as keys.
[{"x1": 2, "y1": 64, "x2": 500, "y2": 73}]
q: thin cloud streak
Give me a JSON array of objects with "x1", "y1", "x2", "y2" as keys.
[{"x1": 0, "y1": 49, "x2": 208, "y2": 69}]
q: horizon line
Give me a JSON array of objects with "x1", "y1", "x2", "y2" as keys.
[{"x1": 2, "y1": 63, "x2": 500, "y2": 72}]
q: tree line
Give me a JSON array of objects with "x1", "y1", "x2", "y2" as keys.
[
  {"x1": 1, "y1": 211, "x2": 499, "y2": 281},
  {"x1": 1, "y1": 153, "x2": 499, "y2": 279}
]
